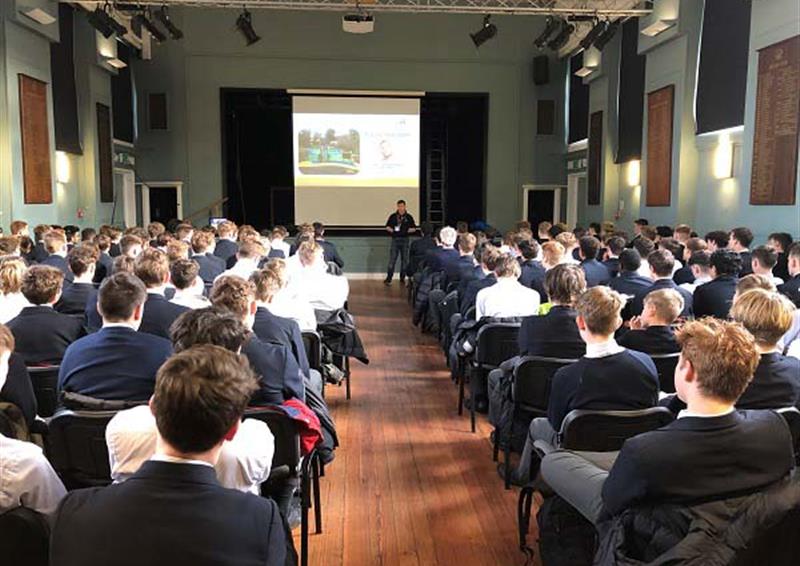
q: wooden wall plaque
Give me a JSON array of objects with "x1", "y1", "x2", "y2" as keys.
[
  {"x1": 19, "y1": 75, "x2": 53, "y2": 204},
  {"x1": 588, "y1": 111, "x2": 603, "y2": 205},
  {"x1": 750, "y1": 35, "x2": 800, "y2": 205},
  {"x1": 96, "y1": 103, "x2": 114, "y2": 203},
  {"x1": 646, "y1": 85, "x2": 674, "y2": 207}
]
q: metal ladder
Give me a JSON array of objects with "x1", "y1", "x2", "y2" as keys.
[{"x1": 425, "y1": 117, "x2": 447, "y2": 225}]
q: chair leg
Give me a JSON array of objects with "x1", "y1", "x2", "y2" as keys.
[
  {"x1": 504, "y1": 406, "x2": 515, "y2": 490},
  {"x1": 469, "y1": 369, "x2": 476, "y2": 433},
  {"x1": 492, "y1": 436, "x2": 499, "y2": 462},
  {"x1": 345, "y1": 356, "x2": 351, "y2": 400},
  {"x1": 313, "y1": 456, "x2": 322, "y2": 534},
  {"x1": 457, "y1": 373, "x2": 464, "y2": 415}
]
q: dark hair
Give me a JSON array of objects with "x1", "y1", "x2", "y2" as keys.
[
  {"x1": 151, "y1": 345, "x2": 258, "y2": 454},
  {"x1": 518, "y1": 239, "x2": 540, "y2": 261},
  {"x1": 619, "y1": 249, "x2": 642, "y2": 272},
  {"x1": 655, "y1": 226, "x2": 672, "y2": 239},
  {"x1": 705, "y1": 230, "x2": 730, "y2": 249},
  {"x1": 768, "y1": 232, "x2": 793, "y2": 252},
  {"x1": 420, "y1": 221, "x2": 433, "y2": 236},
  {"x1": 647, "y1": 249, "x2": 675, "y2": 277},
  {"x1": 688, "y1": 250, "x2": 712, "y2": 268},
  {"x1": 68, "y1": 246, "x2": 97, "y2": 278},
  {"x1": 589, "y1": 222, "x2": 602, "y2": 234},
  {"x1": 711, "y1": 248, "x2": 742, "y2": 276},
  {"x1": 578, "y1": 236, "x2": 600, "y2": 260},
  {"x1": 605, "y1": 236, "x2": 625, "y2": 255},
  {"x1": 548, "y1": 224, "x2": 565, "y2": 238},
  {"x1": 634, "y1": 218, "x2": 649, "y2": 226},
  {"x1": 170, "y1": 259, "x2": 200, "y2": 290},
  {"x1": 170, "y1": 307, "x2": 251, "y2": 353},
  {"x1": 81, "y1": 228, "x2": 96, "y2": 242},
  {"x1": 544, "y1": 264, "x2": 586, "y2": 305},
  {"x1": 312, "y1": 222, "x2": 324, "y2": 238},
  {"x1": 112, "y1": 255, "x2": 136, "y2": 275},
  {"x1": 730, "y1": 227, "x2": 753, "y2": 249},
  {"x1": 659, "y1": 237, "x2": 683, "y2": 260},
  {"x1": 573, "y1": 226, "x2": 588, "y2": 240},
  {"x1": 210, "y1": 275, "x2": 254, "y2": 317},
  {"x1": 396, "y1": 199, "x2": 406, "y2": 205},
  {"x1": 751, "y1": 245, "x2": 778, "y2": 269},
  {"x1": 98, "y1": 272, "x2": 147, "y2": 321},
  {"x1": 632, "y1": 237, "x2": 655, "y2": 258},
  {"x1": 21, "y1": 265, "x2": 63, "y2": 305},
  {"x1": 64, "y1": 225, "x2": 80, "y2": 239}
]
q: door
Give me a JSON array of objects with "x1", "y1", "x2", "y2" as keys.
[
  {"x1": 148, "y1": 187, "x2": 178, "y2": 225},
  {"x1": 527, "y1": 189, "x2": 556, "y2": 228},
  {"x1": 114, "y1": 169, "x2": 136, "y2": 228}
]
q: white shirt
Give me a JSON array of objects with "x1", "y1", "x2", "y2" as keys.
[
  {"x1": 170, "y1": 291, "x2": 211, "y2": 310},
  {"x1": 105, "y1": 406, "x2": 274, "y2": 494},
  {"x1": 679, "y1": 275, "x2": 712, "y2": 295},
  {"x1": 0, "y1": 434, "x2": 67, "y2": 520},
  {"x1": 779, "y1": 309, "x2": 800, "y2": 353},
  {"x1": 475, "y1": 277, "x2": 540, "y2": 320},
  {"x1": 264, "y1": 293, "x2": 318, "y2": 331},
  {"x1": 271, "y1": 239, "x2": 290, "y2": 257},
  {"x1": 677, "y1": 407, "x2": 735, "y2": 420},
  {"x1": 288, "y1": 266, "x2": 349, "y2": 311},
  {"x1": 0, "y1": 292, "x2": 30, "y2": 324},
  {"x1": 584, "y1": 339, "x2": 625, "y2": 359},
  {"x1": 636, "y1": 260, "x2": 653, "y2": 280},
  {"x1": 217, "y1": 259, "x2": 260, "y2": 282}
]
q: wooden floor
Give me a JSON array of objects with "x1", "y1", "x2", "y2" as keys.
[{"x1": 297, "y1": 280, "x2": 536, "y2": 566}]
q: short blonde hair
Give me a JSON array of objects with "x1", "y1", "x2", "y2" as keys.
[
  {"x1": 555, "y1": 232, "x2": 577, "y2": 249},
  {"x1": 43, "y1": 230, "x2": 67, "y2": 254},
  {"x1": 541, "y1": 241, "x2": 565, "y2": 266},
  {"x1": 298, "y1": 241, "x2": 322, "y2": 267},
  {"x1": 643, "y1": 288, "x2": 684, "y2": 323},
  {"x1": 730, "y1": 288, "x2": 795, "y2": 346},
  {"x1": 167, "y1": 240, "x2": 190, "y2": 263},
  {"x1": 458, "y1": 233, "x2": 477, "y2": 254},
  {"x1": 218, "y1": 221, "x2": 237, "y2": 238},
  {"x1": 134, "y1": 248, "x2": 170, "y2": 288},
  {"x1": 191, "y1": 230, "x2": 214, "y2": 253},
  {"x1": 0, "y1": 258, "x2": 27, "y2": 294},
  {"x1": 736, "y1": 273, "x2": 777, "y2": 295},
  {"x1": 10, "y1": 221, "x2": 27, "y2": 236},
  {"x1": 576, "y1": 286, "x2": 624, "y2": 336},
  {"x1": 237, "y1": 240, "x2": 265, "y2": 260},
  {"x1": 250, "y1": 268, "x2": 282, "y2": 302},
  {"x1": 494, "y1": 253, "x2": 521, "y2": 278}
]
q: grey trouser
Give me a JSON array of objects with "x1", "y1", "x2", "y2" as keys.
[
  {"x1": 515, "y1": 417, "x2": 559, "y2": 482},
  {"x1": 540, "y1": 450, "x2": 618, "y2": 525}
]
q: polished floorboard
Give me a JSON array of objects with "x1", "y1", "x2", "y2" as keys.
[{"x1": 297, "y1": 280, "x2": 538, "y2": 566}]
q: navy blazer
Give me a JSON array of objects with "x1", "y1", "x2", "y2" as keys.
[
  {"x1": 617, "y1": 325, "x2": 681, "y2": 356},
  {"x1": 672, "y1": 264, "x2": 694, "y2": 285},
  {"x1": 109, "y1": 242, "x2": 121, "y2": 257},
  {"x1": 738, "y1": 250, "x2": 753, "y2": 276},
  {"x1": 41, "y1": 254, "x2": 74, "y2": 283},
  {"x1": 547, "y1": 349, "x2": 659, "y2": 431},
  {"x1": 601, "y1": 410, "x2": 795, "y2": 517},
  {"x1": 519, "y1": 260, "x2": 547, "y2": 299},
  {"x1": 460, "y1": 274, "x2": 496, "y2": 317},
  {"x1": 7, "y1": 306, "x2": 85, "y2": 365},
  {"x1": 408, "y1": 236, "x2": 437, "y2": 275},
  {"x1": 191, "y1": 254, "x2": 225, "y2": 285},
  {"x1": 55, "y1": 282, "x2": 95, "y2": 316},
  {"x1": 603, "y1": 257, "x2": 621, "y2": 279},
  {"x1": 444, "y1": 255, "x2": 475, "y2": 289},
  {"x1": 0, "y1": 353, "x2": 37, "y2": 426},
  {"x1": 778, "y1": 275, "x2": 800, "y2": 307},
  {"x1": 774, "y1": 253, "x2": 790, "y2": 283},
  {"x1": 252, "y1": 307, "x2": 310, "y2": 378},
  {"x1": 631, "y1": 279, "x2": 693, "y2": 319},
  {"x1": 317, "y1": 239, "x2": 344, "y2": 268},
  {"x1": 58, "y1": 326, "x2": 172, "y2": 402},
  {"x1": 30, "y1": 242, "x2": 48, "y2": 263},
  {"x1": 517, "y1": 306, "x2": 585, "y2": 359},
  {"x1": 243, "y1": 337, "x2": 305, "y2": 405},
  {"x1": 85, "y1": 289, "x2": 102, "y2": 333},
  {"x1": 139, "y1": 293, "x2": 190, "y2": 339},
  {"x1": 581, "y1": 259, "x2": 611, "y2": 288},
  {"x1": 609, "y1": 271, "x2": 653, "y2": 298},
  {"x1": 736, "y1": 353, "x2": 800, "y2": 410},
  {"x1": 213, "y1": 239, "x2": 239, "y2": 263},
  {"x1": 50, "y1": 461, "x2": 290, "y2": 566},
  {"x1": 693, "y1": 275, "x2": 738, "y2": 319},
  {"x1": 426, "y1": 247, "x2": 459, "y2": 273}
]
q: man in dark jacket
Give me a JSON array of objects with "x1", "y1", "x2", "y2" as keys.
[
  {"x1": 49, "y1": 345, "x2": 292, "y2": 566},
  {"x1": 693, "y1": 248, "x2": 741, "y2": 319}
]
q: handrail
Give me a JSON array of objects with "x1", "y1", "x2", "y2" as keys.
[{"x1": 183, "y1": 196, "x2": 229, "y2": 222}]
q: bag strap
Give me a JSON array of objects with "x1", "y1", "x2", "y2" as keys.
[{"x1": 517, "y1": 485, "x2": 536, "y2": 566}]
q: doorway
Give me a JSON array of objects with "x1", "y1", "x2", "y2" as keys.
[
  {"x1": 114, "y1": 168, "x2": 136, "y2": 228},
  {"x1": 138, "y1": 182, "x2": 184, "y2": 225},
  {"x1": 522, "y1": 185, "x2": 564, "y2": 229}
]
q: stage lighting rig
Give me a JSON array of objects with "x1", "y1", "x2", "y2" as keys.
[
  {"x1": 154, "y1": 6, "x2": 184, "y2": 40},
  {"x1": 87, "y1": 3, "x2": 127, "y2": 39},
  {"x1": 580, "y1": 19, "x2": 608, "y2": 50},
  {"x1": 236, "y1": 8, "x2": 261, "y2": 46},
  {"x1": 133, "y1": 10, "x2": 168, "y2": 43},
  {"x1": 470, "y1": 15, "x2": 497, "y2": 48},
  {"x1": 547, "y1": 19, "x2": 574, "y2": 51},
  {"x1": 534, "y1": 16, "x2": 560, "y2": 49},
  {"x1": 593, "y1": 20, "x2": 620, "y2": 51}
]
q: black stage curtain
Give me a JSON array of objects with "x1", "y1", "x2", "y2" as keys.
[
  {"x1": 616, "y1": 17, "x2": 646, "y2": 163},
  {"x1": 51, "y1": 4, "x2": 81, "y2": 154},
  {"x1": 568, "y1": 52, "x2": 590, "y2": 143},
  {"x1": 111, "y1": 44, "x2": 135, "y2": 143}
]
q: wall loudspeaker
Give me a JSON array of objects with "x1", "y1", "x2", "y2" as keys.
[{"x1": 533, "y1": 55, "x2": 549, "y2": 85}]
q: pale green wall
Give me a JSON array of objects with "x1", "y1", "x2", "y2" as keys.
[{"x1": 132, "y1": 9, "x2": 568, "y2": 231}]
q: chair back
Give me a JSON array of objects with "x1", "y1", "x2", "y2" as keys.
[
  {"x1": 512, "y1": 356, "x2": 578, "y2": 415},
  {"x1": 650, "y1": 352, "x2": 680, "y2": 393},
  {"x1": 559, "y1": 407, "x2": 674, "y2": 452},
  {"x1": 26, "y1": 366, "x2": 59, "y2": 418},
  {"x1": 474, "y1": 323, "x2": 521, "y2": 368},
  {"x1": 45, "y1": 409, "x2": 116, "y2": 489},
  {"x1": 0, "y1": 507, "x2": 49, "y2": 566},
  {"x1": 301, "y1": 330, "x2": 322, "y2": 372},
  {"x1": 777, "y1": 407, "x2": 800, "y2": 464},
  {"x1": 244, "y1": 408, "x2": 301, "y2": 484}
]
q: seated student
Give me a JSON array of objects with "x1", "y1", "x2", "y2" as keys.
[
  {"x1": 768, "y1": 232, "x2": 793, "y2": 283},
  {"x1": 631, "y1": 237, "x2": 655, "y2": 280},
  {"x1": 542, "y1": 318, "x2": 795, "y2": 524},
  {"x1": 59, "y1": 273, "x2": 172, "y2": 402},
  {"x1": 751, "y1": 245, "x2": 784, "y2": 286},
  {"x1": 578, "y1": 236, "x2": 611, "y2": 288},
  {"x1": 289, "y1": 241, "x2": 349, "y2": 312},
  {"x1": 657, "y1": 237, "x2": 685, "y2": 277},
  {"x1": 673, "y1": 237, "x2": 707, "y2": 285},
  {"x1": 55, "y1": 246, "x2": 97, "y2": 315},
  {"x1": 777, "y1": 242, "x2": 800, "y2": 307},
  {"x1": 507, "y1": 286, "x2": 659, "y2": 485},
  {"x1": 693, "y1": 248, "x2": 741, "y2": 319},
  {"x1": 312, "y1": 222, "x2": 344, "y2": 269},
  {"x1": 134, "y1": 249, "x2": 189, "y2": 339},
  {"x1": 555, "y1": 232, "x2": 580, "y2": 265},
  {"x1": 259, "y1": 259, "x2": 317, "y2": 331},
  {"x1": 540, "y1": 240, "x2": 565, "y2": 271},
  {"x1": 1, "y1": 349, "x2": 37, "y2": 429},
  {"x1": 609, "y1": 249, "x2": 652, "y2": 300},
  {"x1": 425, "y1": 226, "x2": 460, "y2": 272},
  {"x1": 269, "y1": 226, "x2": 290, "y2": 259},
  {"x1": 704, "y1": 229, "x2": 730, "y2": 252},
  {"x1": 166, "y1": 239, "x2": 190, "y2": 263},
  {"x1": 169, "y1": 259, "x2": 210, "y2": 310},
  {"x1": 678, "y1": 250, "x2": 712, "y2": 294},
  {"x1": 50, "y1": 345, "x2": 292, "y2": 566},
  {"x1": 730, "y1": 226, "x2": 754, "y2": 276},
  {"x1": 146, "y1": 222, "x2": 165, "y2": 248},
  {"x1": 86, "y1": 255, "x2": 136, "y2": 332},
  {"x1": 1, "y1": 326, "x2": 66, "y2": 520},
  {"x1": 730, "y1": 287, "x2": 800, "y2": 409},
  {"x1": 210, "y1": 276, "x2": 305, "y2": 404},
  {"x1": 475, "y1": 253, "x2": 540, "y2": 320},
  {"x1": 213, "y1": 220, "x2": 239, "y2": 263},
  {"x1": 40, "y1": 230, "x2": 74, "y2": 283},
  {"x1": 517, "y1": 239, "x2": 546, "y2": 297},
  {"x1": 407, "y1": 221, "x2": 437, "y2": 277},
  {"x1": 175, "y1": 223, "x2": 194, "y2": 244},
  {"x1": 630, "y1": 250, "x2": 693, "y2": 319},
  {"x1": 618, "y1": 289, "x2": 682, "y2": 355},
  {"x1": 537, "y1": 221, "x2": 552, "y2": 243},
  {"x1": 0, "y1": 258, "x2": 30, "y2": 324},
  {"x1": 218, "y1": 240, "x2": 265, "y2": 282},
  {"x1": 445, "y1": 232, "x2": 477, "y2": 289},
  {"x1": 601, "y1": 236, "x2": 625, "y2": 278},
  {"x1": 7, "y1": 266, "x2": 84, "y2": 365},
  {"x1": 105, "y1": 226, "x2": 123, "y2": 257},
  {"x1": 190, "y1": 230, "x2": 225, "y2": 285},
  {"x1": 458, "y1": 245, "x2": 500, "y2": 316},
  {"x1": 119, "y1": 234, "x2": 144, "y2": 259}
]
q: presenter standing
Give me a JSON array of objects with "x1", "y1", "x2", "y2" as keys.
[{"x1": 384, "y1": 199, "x2": 417, "y2": 286}]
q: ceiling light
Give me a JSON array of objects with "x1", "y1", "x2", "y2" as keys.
[
  {"x1": 236, "y1": 9, "x2": 261, "y2": 46},
  {"x1": 134, "y1": 11, "x2": 168, "y2": 43},
  {"x1": 470, "y1": 15, "x2": 497, "y2": 48},
  {"x1": 593, "y1": 20, "x2": 619, "y2": 51},
  {"x1": 580, "y1": 20, "x2": 608, "y2": 51},
  {"x1": 22, "y1": 7, "x2": 56, "y2": 25},
  {"x1": 534, "y1": 16, "x2": 560, "y2": 49},
  {"x1": 547, "y1": 20, "x2": 574, "y2": 51},
  {"x1": 641, "y1": 18, "x2": 677, "y2": 37},
  {"x1": 88, "y1": 6, "x2": 127, "y2": 39},
  {"x1": 154, "y1": 6, "x2": 183, "y2": 40}
]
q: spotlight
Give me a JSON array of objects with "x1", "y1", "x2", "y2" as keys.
[
  {"x1": 236, "y1": 9, "x2": 261, "y2": 46},
  {"x1": 154, "y1": 7, "x2": 183, "y2": 40},
  {"x1": 579, "y1": 20, "x2": 608, "y2": 51},
  {"x1": 547, "y1": 20, "x2": 574, "y2": 51},
  {"x1": 593, "y1": 20, "x2": 620, "y2": 51},
  {"x1": 87, "y1": 6, "x2": 127, "y2": 39},
  {"x1": 534, "y1": 16, "x2": 560, "y2": 49},
  {"x1": 470, "y1": 15, "x2": 497, "y2": 48},
  {"x1": 133, "y1": 11, "x2": 168, "y2": 43}
]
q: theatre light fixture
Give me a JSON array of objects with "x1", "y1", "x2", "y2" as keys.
[
  {"x1": 236, "y1": 8, "x2": 261, "y2": 46},
  {"x1": 470, "y1": 15, "x2": 497, "y2": 48},
  {"x1": 547, "y1": 19, "x2": 574, "y2": 51},
  {"x1": 592, "y1": 19, "x2": 619, "y2": 51},
  {"x1": 580, "y1": 20, "x2": 608, "y2": 51},
  {"x1": 88, "y1": 4, "x2": 128, "y2": 39},
  {"x1": 534, "y1": 16, "x2": 560, "y2": 49},
  {"x1": 154, "y1": 6, "x2": 184, "y2": 40},
  {"x1": 133, "y1": 10, "x2": 168, "y2": 43}
]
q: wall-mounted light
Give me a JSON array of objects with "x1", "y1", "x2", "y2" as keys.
[
  {"x1": 21, "y1": 7, "x2": 56, "y2": 25},
  {"x1": 626, "y1": 159, "x2": 641, "y2": 187},
  {"x1": 103, "y1": 55, "x2": 127, "y2": 69},
  {"x1": 56, "y1": 151, "x2": 70, "y2": 184},
  {"x1": 713, "y1": 133, "x2": 734, "y2": 179},
  {"x1": 641, "y1": 19, "x2": 676, "y2": 37},
  {"x1": 641, "y1": 0, "x2": 679, "y2": 37}
]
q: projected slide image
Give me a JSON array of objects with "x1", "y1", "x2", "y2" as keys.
[{"x1": 297, "y1": 129, "x2": 360, "y2": 175}]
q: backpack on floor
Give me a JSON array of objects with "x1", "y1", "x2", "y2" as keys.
[{"x1": 536, "y1": 493, "x2": 597, "y2": 566}]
